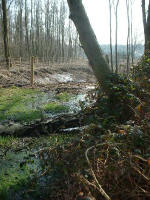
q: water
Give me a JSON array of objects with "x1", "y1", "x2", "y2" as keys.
[
  {"x1": 0, "y1": 135, "x2": 75, "y2": 200},
  {"x1": 27, "y1": 92, "x2": 87, "y2": 116}
]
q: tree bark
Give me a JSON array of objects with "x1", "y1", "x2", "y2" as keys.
[
  {"x1": 2, "y1": 0, "x2": 10, "y2": 68},
  {"x1": 25, "y1": 0, "x2": 30, "y2": 56},
  {"x1": 67, "y1": 0, "x2": 112, "y2": 94},
  {"x1": 126, "y1": 0, "x2": 130, "y2": 74},
  {"x1": 114, "y1": 0, "x2": 119, "y2": 74},
  {"x1": 108, "y1": 0, "x2": 113, "y2": 72},
  {"x1": 142, "y1": 0, "x2": 150, "y2": 54}
]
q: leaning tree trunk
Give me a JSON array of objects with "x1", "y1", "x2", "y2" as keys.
[
  {"x1": 2, "y1": 0, "x2": 10, "y2": 68},
  {"x1": 67, "y1": 0, "x2": 112, "y2": 94}
]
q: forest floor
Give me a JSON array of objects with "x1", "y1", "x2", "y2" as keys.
[
  {"x1": 0, "y1": 60, "x2": 97, "y2": 135},
  {"x1": 1, "y1": 59, "x2": 150, "y2": 200},
  {"x1": 0, "y1": 59, "x2": 96, "y2": 89},
  {"x1": 0, "y1": 60, "x2": 97, "y2": 200}
]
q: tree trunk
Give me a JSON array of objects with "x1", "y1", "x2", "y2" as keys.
[
  {"x1": 126, "y1": 0, "x2": 130, "y2": 74},
  {"x1": 25, "y1": 0, "x2": 30, "y2": 56},
  {"x1": 142, "y1": 0, "x2": 150, "y2": 54},
  {"x1": 2, "y1": 0, "x2": 10, "y2": 68},
  {"x1": 67, "y1": 0, "x2": 112, "y2": 94},
  {"x1": 108, "y1": 0, "x2": 113, "y2": 72},
  {"x1": 115, "y1": 0, "x2": 119, "y2": 74}
]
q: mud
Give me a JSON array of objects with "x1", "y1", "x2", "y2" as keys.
[{"x1": 0, "y1": 60, "x2": 96, "y2": 89}]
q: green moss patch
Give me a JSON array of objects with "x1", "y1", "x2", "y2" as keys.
[
  {"x1": 44, "y1": 102, "x2": 69, "y2": 113},
  {"x1": 0, "y1": 87, "x2": 73, "y2": 123},
  {"x1": 0, "y1": 136, "x2": 17, "y2": 147},
  {"x1": 0, "y1": 134, "x2": 75, "y2": 199},
  {"x1": 0, "y1": 87, "x2": 42, "y2": 122},
  {"x1": 0, "y1": 167, "x2": 30, "y2": 200},
  {"x1": 55, "y1": 92, "x2": 71, "y2": 102}
]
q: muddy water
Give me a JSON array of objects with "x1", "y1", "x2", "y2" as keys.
[
  {"x1": 27, "y1": 92, "x2": 87, "y2": 115},
  {"x1": 0, "y1": 135, "x2": 74, "y2": 200}
]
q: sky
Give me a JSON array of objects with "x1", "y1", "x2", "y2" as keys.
[{"x1": 82, "y1": 0, "x2": 146, "y2": 45}]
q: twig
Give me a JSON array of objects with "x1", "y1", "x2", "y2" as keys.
[
  {"x1": 129, "y1": 154, "x2": 150, "y2": 181},
  {"x1": 130, "y1": 154, "x2": 147, "y2": 162},
  {"x1": 85, "y1": 143, "x2": 112, "y2": 200},
  {"x1": 132, "y1": 166, "x2": 150, "y2": 181}
]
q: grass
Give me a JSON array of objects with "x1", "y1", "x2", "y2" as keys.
[
  {"x1": 39, "y1": 134, "x2": 74, "y2": 147},
  {"x1": 6, "y1": 110, "x2": 42, "y2": 122},
  {"x1": 0, "y1": 87, "x2": 71, "y2": 122},
  {"x1": 0, "y1": 167, "x2": 30, "y2": 200},
  {"x1": 55, "y1": 92, "x2": 71, "y2": 102},
  {"x1": 0, "y1": 87, "x2": 42, "y2": 122},
  {"x1": 0, "y1": 136, "x2": 17, "y2": 147},
  {"x1": 0, "y1": 134, "x2": 75, "y2": 200},
  {"x1": 44, "y1": 102, "x2": 69, "y2": 113}
]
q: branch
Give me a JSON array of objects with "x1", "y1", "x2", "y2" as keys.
[
  {"x1": 7, "y1": 0, "x2": 14, "y2": 10},
  {"x1": 85, "y1": 143, "x2": 111, "y2": 200}
]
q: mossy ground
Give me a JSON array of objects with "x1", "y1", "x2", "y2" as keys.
[
  {"x1": 0, "y1": 134, "x2": 74, "y2": 200},
  {"x1": 44, "y1": 102, "x2": 69, "y2": 113},
  {"x1": 0, "y1": 87, "x2": 71, "y2": 122},
  {"x1": 55, "y1": 92, "x2": 71, "y2": 101}
]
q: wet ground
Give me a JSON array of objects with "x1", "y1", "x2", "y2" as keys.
[
  {"x1": 0, "y1": 59, "x2": 96, "y2": 88},
  {"x1": 0, "y1": 60, "x2": 96, "y2": 134},
  {"x1": 0, "y1": 60, "x2": 97, "y2": 199}
]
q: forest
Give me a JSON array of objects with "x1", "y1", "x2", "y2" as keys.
[{"x1": 0, "y1": 0, "x2": 150, "y2": 199}]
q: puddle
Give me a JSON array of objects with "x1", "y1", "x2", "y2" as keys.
[
  {"x1": 26, "y1": 92, "x2": 87, "y2": 117},
  {"x1": 26, "y1": 92, "x2": 54, "y2": 110},
  {"x1": 0, "y1": 84, "x2": 95, "y2": 135},
  {"x1": 35, "y1": 77, "x2": 54, "y2": 85},
  {"x1": 86, "y1": 85, "x2": 95, "y2": 90},
  {"x1": 52, "y1": 73, "x2": 73, "y2": 83},
  {"x1": 0, "y1": 135, "x2": 74, "y2": 199},
  {"x1": 35, "y1": 73, "x2": 73, "y2": 85}
]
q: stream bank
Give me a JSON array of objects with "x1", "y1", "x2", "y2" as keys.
[{"x1": 0, "y1": 61, "x2": 97, "y2": 199}]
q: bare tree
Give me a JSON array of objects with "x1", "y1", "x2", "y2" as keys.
[
  {"x1": 25, "y1": 0, "x2": 30, "y2": 56},
  {"x1": 130, "y1": 0, "x2": 134, "y2": 65},
  {"x1": 142, "y1": 0, "x2": 150, "y2": 54},
  {"x1": 67, "y1": 0, "x2": 112, "y2": 95},
  {"x1": 126, "y1": 0, "x2": 130, "y2": 74},
  {"x1": 113, "y1": 0, "x2": 120, "y2": 73},
  {"x1": 108, "y1": 0, "x2": 114, "y2": 72},
  {"x1": 2, "y1": 0, "x2": 10, "y2": 68},
  {"x1": 0, "y1": 0, "x2": 84, "y2": 61}
]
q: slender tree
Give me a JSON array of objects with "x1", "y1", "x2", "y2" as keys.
[
  {"x1": 114, "y1": 0, "x2": 119, "y2": 73},
  {"x1": 126, "y1": 0, "x2": 130, "y2": 74},
  {"x1": 130, "y1": 0, "x2": 134, "y2": 65},
  {"x1": 108, "y1": 0, "x2": 114, "y2": 72},
  {"x1": 2, "y1": 0, "x2": 10, "y2": 68},
  {"x1": 25, "y1": 0, "x2": 30, "y2": 56},
  {"x1": 142, "y1": 0, "x2": 150, "y2": 54}
]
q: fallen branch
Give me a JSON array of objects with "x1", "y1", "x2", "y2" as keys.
[{"x1": 85, "y1": 143, "x2": 112, "y2": 200}]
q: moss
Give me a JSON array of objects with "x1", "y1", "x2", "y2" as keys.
[
  {"x1": 0, "y1": 87, "x2": 42, "y2": 122},
  {"x1": 55, "y1": 92, "x2": 71, "y2": 102},
  {"x1": 8, "y1": 110, "x2": 42, "y2": 122},
  {"x1": 0, "y1": 167, "x2": 30, "y2": 200},
  {"x1": 0, "y1": 134, "x2": 75, "y2": 200},
  {"x1": 44, "y1": 102, "x2": 69, "y2": 113},
  {"x1": 0, "y1": 136, "x2": 17, "y2": 147}
]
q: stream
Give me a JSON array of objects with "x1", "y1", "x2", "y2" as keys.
[{"x1": 0, "y1": 82, "x2": 96, "y2": 199}]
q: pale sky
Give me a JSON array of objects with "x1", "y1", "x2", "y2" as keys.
[{"x1": 82, "y1": 0, "x2": 146, "y2": 45}]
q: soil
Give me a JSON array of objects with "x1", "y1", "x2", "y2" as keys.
[{"x1": 0, "y1": 59, "x2": 96, "y2": 91}]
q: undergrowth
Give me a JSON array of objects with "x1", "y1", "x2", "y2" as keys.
[
  {"x1": 30, "y1": 57, "x2": 150, "y2": 200},
  {"x1": 1, "y1": 58, "x2": 150, "y2": 199}
]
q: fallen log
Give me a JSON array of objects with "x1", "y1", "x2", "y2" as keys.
[{"x1": 0, "y1": 113, "x2": 82, "y2": 136}]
